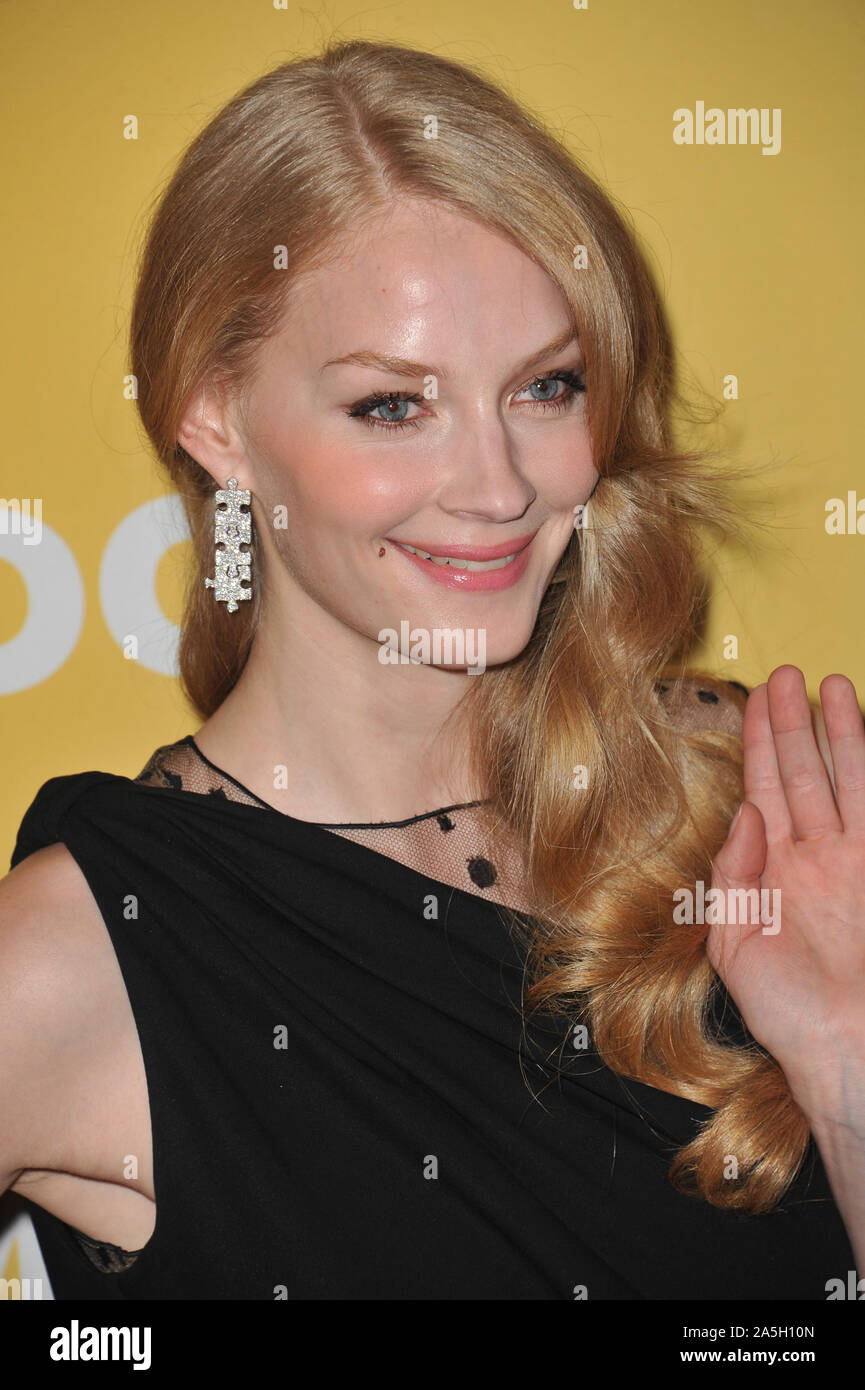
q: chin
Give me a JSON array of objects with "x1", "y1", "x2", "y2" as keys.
[
  {"x1": 371, "y1": 610, "x2": 536, "y2": 676},
  {"x1": 473, "y1": 630, "x2": 534, "y2": 669}
]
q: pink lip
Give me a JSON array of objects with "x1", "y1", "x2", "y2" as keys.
[
  {"x1": 385, "y1": 532, "x2": 536, "y2": 561},
  {"x1": 385, "y1": 532, "x2": 537, "y2": 592}
]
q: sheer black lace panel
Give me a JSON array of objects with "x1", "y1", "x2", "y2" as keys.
[
  {"x1": 65, "y1": 1225, "x2": 142, "y2": 1274},
  {"x1": 135, "y1": 735, "x2": 532, "y2": 912},
  {"x1": 133, "y1": 674, "x2": 748, "y2": 914}
]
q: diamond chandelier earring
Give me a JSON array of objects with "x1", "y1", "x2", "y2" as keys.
[{"x1": 204, "y1": 477, "x2": 253, "y2": 612}]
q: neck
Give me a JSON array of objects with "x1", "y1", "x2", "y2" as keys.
[{"x1": 193, "y1": 590, "x2": 481, "y2": 824}]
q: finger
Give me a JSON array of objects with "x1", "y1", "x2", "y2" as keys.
[
  {"x1": 818, "y1": 673, "x2": 865, "y2": 836},
  {"x1": 716, "y1": 800, "x2": 767, "y2": 885},
  {"x1": 810, "y1": 702, "x2": 837, "y2": 797},
  {"x1": 708, "y1": 805, "x2": 771, "y2": 964},
  {"x1": 742, "y1": 682, "x2": 795, "y2": 846},
  {"x1": 766, "y1": 665, "x2": 843, "y2": 840}
]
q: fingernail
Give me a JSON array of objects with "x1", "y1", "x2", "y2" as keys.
[{"x1": 730, "y1": 801, "x2": 744, "y2": 829}]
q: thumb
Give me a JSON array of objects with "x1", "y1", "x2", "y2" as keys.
[
  {"x1": 713, "y1": 800, "x2": 767, "y2": 886},
  {"x1": 707, "y1": 803, "x2": 771, "y2": 968}
]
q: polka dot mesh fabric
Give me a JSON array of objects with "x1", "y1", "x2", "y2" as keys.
[{"x1": 134, "y1": 675, "x2": 749, "y2": 913}]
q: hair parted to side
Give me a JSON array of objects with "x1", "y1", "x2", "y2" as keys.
[{"x1": 130, "y1": 38, "x2": 807, "y2": 1215}]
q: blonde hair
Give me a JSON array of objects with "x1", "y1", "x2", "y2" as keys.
[{"x1": 130, "y1": 38, "x2": 806, "y2": 1213}]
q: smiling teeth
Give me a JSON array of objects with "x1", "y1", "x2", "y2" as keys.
[{"x1": 395, "y1": 542, "x2": 518, "y2": 571}]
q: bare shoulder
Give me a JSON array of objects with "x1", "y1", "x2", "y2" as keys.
[
  {"x1": 0, "y1": 842, "x2": 144, "y2": 1187},
  {"x1": 655, "y1": 673, "x2": 748, "y2": 737},
  {"x1": 1, "y1": 839, "x2": 103, "y2": 923}
]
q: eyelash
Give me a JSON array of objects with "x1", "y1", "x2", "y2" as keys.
[{"x1": 345, "y1": 368, "x2": 587, "y2": 434}]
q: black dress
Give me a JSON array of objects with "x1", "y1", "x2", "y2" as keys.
[{"x1": 7, "y1": 680, "x2": 855, "y2": 1300}]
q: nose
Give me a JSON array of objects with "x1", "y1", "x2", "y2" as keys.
[{"x1": 435, "y1": 410, "x2": 536, "y2": 525}]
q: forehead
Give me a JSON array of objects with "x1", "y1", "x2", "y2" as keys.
[{"x1": 266, "y1": 199, "x2": 572, "y2": 368}]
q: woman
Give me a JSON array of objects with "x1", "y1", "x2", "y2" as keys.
[{"x1": 2, "y1": 37, "x2": 863, "y2": 1301}]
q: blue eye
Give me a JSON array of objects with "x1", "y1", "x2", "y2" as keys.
[
  {"x1": 515, "y1": 369, "x2": 586, "y2": 407},
  {"x1": 346, "y1": 391, "x2": 425, "y2": 431},
  {"x1": 345, "y1": 367, "x2": 586, "y2": 434}
]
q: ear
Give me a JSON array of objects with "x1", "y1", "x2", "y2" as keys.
[{"x1": 176, "y1": 380, "x2": 250, "y2": 491}]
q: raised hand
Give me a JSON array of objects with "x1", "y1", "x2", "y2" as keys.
[{"x1": 707, "y1": 664, "x2": 865, "y2": 1118}]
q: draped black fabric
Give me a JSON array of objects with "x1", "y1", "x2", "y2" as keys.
[{"x1": 8, "y1": 760, "x2": 855, "y2": 1300}]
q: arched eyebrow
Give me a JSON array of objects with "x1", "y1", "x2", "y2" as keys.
[{"x1": 320, "y1": 326, "x2": 580, "y2": 381}]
